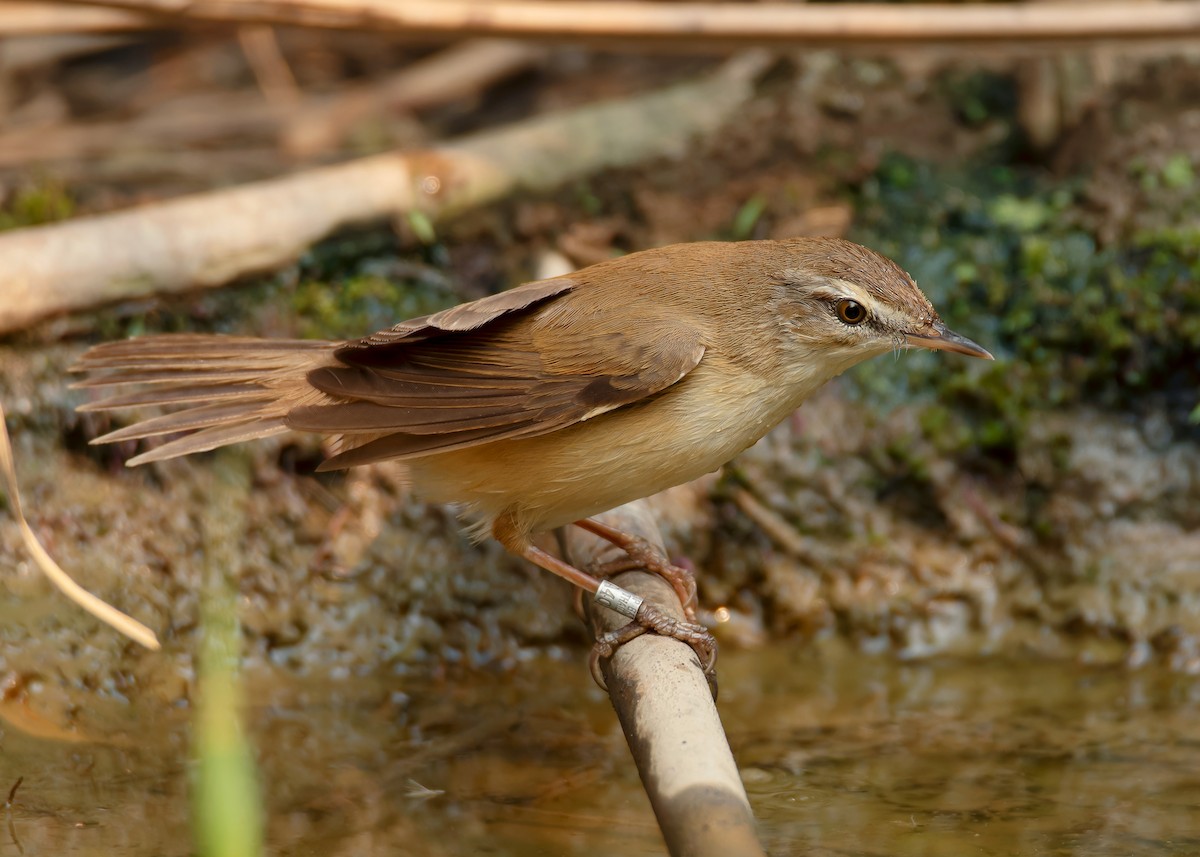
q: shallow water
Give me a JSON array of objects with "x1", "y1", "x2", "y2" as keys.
[{"x1": 4, "y1": 643, "x2": 1200, "y2": 856}]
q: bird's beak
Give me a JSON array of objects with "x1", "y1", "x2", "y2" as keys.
[{"x1": 905, "y1": 321, "x2": 994, "y2": 360}]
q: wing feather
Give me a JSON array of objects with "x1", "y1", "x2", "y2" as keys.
[
  {"x1": 317, "y1": 414, "x2": 579, "y2": 470},
  {"x1": 77, "y1": 383, "x2": 265, "y2": 412},
  {"x1": 75, "y1": 274, "x2": 707, "y2": 469},
  {"x1": 298, "y1": 284, "x2": 707, "y2": 465},
  {"x1": 339, "y1": 277, "x2": 578, "y2": 354}
]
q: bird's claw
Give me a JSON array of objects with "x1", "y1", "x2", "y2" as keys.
[{"x1": 588, "y1": 602, "x2": 718, "y2": 698}]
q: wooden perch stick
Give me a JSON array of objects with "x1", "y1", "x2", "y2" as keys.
[
  {"x1": 564, "y1": 502, "x2": 765, "y2": 857},
  {"x1": 54, "y1": 0, "x2": 1200, "y2": 44},
  {"x1": 0, "y1": 51, "x2": 768, "y2": 334}
]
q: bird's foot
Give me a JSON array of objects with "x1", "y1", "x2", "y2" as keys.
[
  {"x1": 574, "y1": 519, "x2": 699, "y2": 621},
  {"x1": 588, "y1": 596, "x2": 718, "y2": 698},
  {"x1": 506, "y1": 524, "x2": 716, "y2": 696}
]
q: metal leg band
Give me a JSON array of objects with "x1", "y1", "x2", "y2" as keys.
[{"x1": 594, "y1": 580, "x2": 644, "y2": 619}]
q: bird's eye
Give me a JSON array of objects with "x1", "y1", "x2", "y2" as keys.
[{"x1": 836, "y1": 299, "x2": 867, "y2": 325}]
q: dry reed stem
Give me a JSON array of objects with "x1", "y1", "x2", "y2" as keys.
[
  {"x1": 0, "y1": 400, "x2": 161, "y2": 650},
  {"x1": 52, "y1": 0, "x2": 1200, "y2": 44}
]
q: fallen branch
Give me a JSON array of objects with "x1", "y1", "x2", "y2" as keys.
[
  {"x1": 0, "y1": 50, "x2": 768, "y2": 333},
  {"x1": 53, "y1": 0, "x2": 1200, "y2": 44},
  {"x1": 564, "y1": 502, "x2": 765, "y2": 857}
]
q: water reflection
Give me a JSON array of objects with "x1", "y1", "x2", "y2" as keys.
[
  {"x1": 728, "y1": 645, "x2": 1200, "y2": 857},
  {"x1": 4, "y1": 642, "x2": 1199, "y2": 856}
]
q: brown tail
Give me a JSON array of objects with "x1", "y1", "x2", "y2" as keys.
[{"x1": 72, "y1": 334, "x2": 339, "y2": 465}]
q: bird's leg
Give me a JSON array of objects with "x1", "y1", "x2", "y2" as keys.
[
  {"x1": 493, "y1": 518, "x2": 715, "y2": 689},
  {"x1": 572, "y1": 518, "x2": 698, "y2": 621},
  {"x1": 566, "y1": 516, "x2": 697, "y2": 621},
  {"x1": 512, "y1": 542, "x2": 716, "y2": 688}
]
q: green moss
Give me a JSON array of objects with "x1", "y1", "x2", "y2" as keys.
[
  {"x1": 86, "y1": 226, "x2": 459, "y2": 343},
  {"x1": 289, "y1": 273, "x2": 455, "y2": 340},
  {"x1": 937, "y1": 68, "x2": 1018, "y2": 130},
  {"x1": 849, "y1": 153, "x2": 1200, "y2": 457},
  {"x1": 0, "y1": 180, "x2": 74, "y2": 230},
  {"x1": 1131, "y1": 151, "x2": 1198, "y2": 194},
  {"x1": 1161, "y1": 153, "x2": 1196, "y2": 190}
]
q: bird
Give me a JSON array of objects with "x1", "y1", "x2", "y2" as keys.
[{"x1": 72, "y1": 237, "x2": 992, "y2": 678}]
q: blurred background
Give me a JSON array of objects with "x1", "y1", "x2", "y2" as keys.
[{"x1": 1, "y1": 1, "x2": 1199, "y2": 855}]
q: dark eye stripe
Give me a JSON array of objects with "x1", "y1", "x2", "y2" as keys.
[{"x1": 836, "y1": 299, "x2": 867, "y2": 325}]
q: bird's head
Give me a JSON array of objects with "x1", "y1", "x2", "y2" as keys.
[{"x1": 766, "y1": 237, "x2": 992, "y2": 383}]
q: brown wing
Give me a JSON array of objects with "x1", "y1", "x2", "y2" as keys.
[
  {"x1": 339, "y1": 276, "x2": 578, "y2": 349},
  {"x1": 293, "y1": 278, "x2": 705, "y2": 470}
]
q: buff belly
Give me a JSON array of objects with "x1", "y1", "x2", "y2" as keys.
[{"x1": 403, "y1": 361, "x2": 807, "y2": 539}]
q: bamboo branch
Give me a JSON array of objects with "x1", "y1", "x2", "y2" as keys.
[
  {"x1": 0, "y1": 50, "x2": 768, "y2": 334},
  {"x1": 564, "y1": 502, "x2": 765, "y2": 857},
  {"x1": 50, "y1": 0, "x2": 1200, "y2": 44}
]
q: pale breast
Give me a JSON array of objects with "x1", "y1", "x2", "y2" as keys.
[{"x1": 405, "y1": 355, "x2": 809, "y2": 538}]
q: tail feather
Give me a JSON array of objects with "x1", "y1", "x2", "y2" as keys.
[
  {"x1": 73, "y1": 369, "x2": 275, "y2": 387},
  {"x1": 94, "y1": 399, "x2": 284, "y2": 444},
  {"x1": 74, "y1": 334, "x2": 338, "y2": 465},
  {"x1": 77, "y1": 384, "x2": 267, "y2": 412},
  {"x1": 127, "y1": 418, "x2": 292, "y2": 466},
  {"x1": 71, "y1": 334, "x2": 331, "y2": 362}
]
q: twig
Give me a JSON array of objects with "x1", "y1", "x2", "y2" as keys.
[
  {"x1": 282, "y1": 38, "x2": 544, "y2": 158},
  {"x1": 0, "y1": 92, "x2": 284, "y2": 167},
  {"x1": 0, "y1": 50, "x2": 769, "y2": 333},
  {"x1": 0, "y1": 38, "x2": 540, "y2": 165},
  {"x1": 237, "y1": 25, "x2": 299, "y2": 106},
  {"x1": 564, "y1": 502, "x2": 765, "y2": 857},
  {"x1": 5, "y1": 778, "x2": 21, "y2": 807},
  {"x1": 0, "y1": 2, "x2": 153, "y2": 35},
  {"x1": 52, "y1": 0, "x2": 1200, "y2": 44},
  {"x1": 959, "y1": 482, "x2": 1057, "y2": 587},
  {"x1": 5, "y1": 812, "x2": 20, "y2": 857},
  {"x1": 0, "y1": 400, "x2": 160, "y2": 649},
  {"x1": 730, "y1": 486, "x2": 816, "y2": 563}
]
